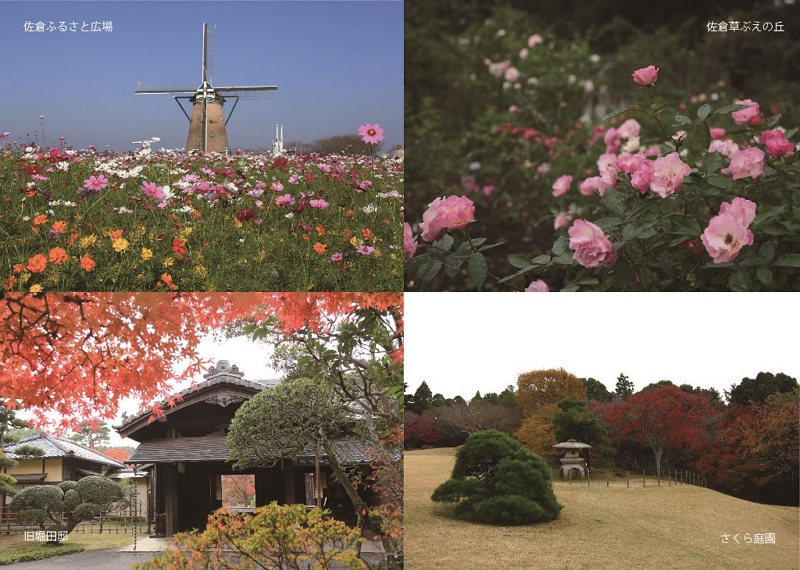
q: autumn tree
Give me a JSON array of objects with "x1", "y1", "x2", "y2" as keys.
[
  {"x1": 435, "y1": 399, "x2": 522, "y2": 436},
  {"x1": 1, "y1": 292, "x2": 402, "y2": 431},
  {"x1": 515, "y1": 369, "x2": 587, "y2": 458},
  {"x1": 68, "y1": 420, "x2": 111, "y2": 449},
  {"x1": 221, "y1": 475, "x2": 256, "y2": 507},
  {"x1": 404, "y1": 412, "x2": 438, "y2": 448},
  {"x1": 607, "y1": 385, "x2": 718, "y2": 478}
]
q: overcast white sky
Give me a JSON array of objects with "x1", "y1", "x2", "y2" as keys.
[{"x1": 405, "y1": 293, "x2": 800, "y2": 401}]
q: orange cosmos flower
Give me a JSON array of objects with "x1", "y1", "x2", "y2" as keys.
[
  {"x1": 172, "y1": 238, "x2": 187, "y2": 256},
  {"x1": 110, "y1": 229, "x2": 123, "y2": 240},
  {"x1": 315, "y1": 225, "x2": 326, "y2": 235},
  {"x1": 361, "y1": 228, "x2": 373, "y2": 241},
  {"x1": 26, "y1": 254, "x2": 47, "y2": 273},
  {"x1": 3, "y1": 276, "x2": 17, "y2": 291},
  {"x1": 13, "y1": 263, "x2": 24, "y2": 274},
  {"x1": 313, "y1": 242, "x2": 327, "y2": 254},
  {"x1": 52, "y1": 220, "x2": 68, "y2": 233},
  {"x1": 160, "y1": 273, "x2": 177, "y2": 291},
  {"x1": 48, "y1": 247, "x2": 68, "y2": 264},
  {"x1": 80, "y1": 254, "x2": 96, "y2": 272},
  {"x1": 32, "y1": 214, "x2": 48, "y2": 226}
]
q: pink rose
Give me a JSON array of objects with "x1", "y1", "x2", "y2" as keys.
[
  {"x1": 629, "y1": 159, "x2": 653, "y2": 194},
  {"x1": 708, "y1": 139, "x2": 740, "y2": 159},
  {"x1": 632, "y1": 65, "x2": 659, "y2": 85},
  {"x1": 528, "y1": 34, "x2": 543, "y2": 48},
  {"x1": 579, "y1": 176, "x2": 609, "y2": 197},
  {"x1": 701, "y1": 198, "x2": 757, "y2": 264},
  {"x1": 504, "y1": 67, "x2": 520, "y2": 82},
  {"x1": 721, "y1": 147, "x2": 765, "y2": 180},
  {"x1": 649, "y1": 152, "x2": 691, "y2": 198},
  {"x1": 525, "y1": 279, "x2": 549, "y2": 292},
  {"x1": 420, "y1": 195, "x2": 476, "y2": 242},
  {"x1": 759, "y1": 129, "x2": 794, "y2": 157},
  {"x1": 554, "y1": 211, "x2": 573, "y2": 230},
  {"x1": 403, "y1": 222, "x2": 417, "y2": 261},
  {"x1": 568, "y1": 219, "x2": 618, "y2": 268},
  {"x1": 710, "y1": 128, "x2": 726, "y2": 140},
  {"x1": 552, "y1": 175, "x2": 573, "y2": 197},
  {"x1": 617, "y1": 119, "x2": 641, "y2": 140},
  {"x1": 603, "y1": 127, "x2": 621, "y2": 154},
  {"x1": 731, "y1": 99, "x2": 760, "y2": 125}
]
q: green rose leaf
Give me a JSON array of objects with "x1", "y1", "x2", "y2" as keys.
[
  {"x1": 602, "y1": 106, "x2": 633, "y2": 122},
  {"x1": 706, "y1": 174, "x2": 734, "y2": 189},
  {"x1": 775, "y1": 254, "x2": 800, "y2": 267},
  {"x1": 756, "y1": 267, "x2": 772, "y2": 286},
  {"x1": 468, "y1": 252, "x2": 488, "y2": 288},
  {"x1": 697, "y1": 104, "x2": 712, "y2": 120},
  {"x1": 416, "y1": 259, "x2": 443, "y2": 282},
  {"x1": 552, "y1": 235, "x2": 569, "y2": 256},
  {"x1": 508, "y1": 254, "x2": 534, "y2": 269},
  {"x1": 602, "y1": 191, "x2": 626, "y2": 215},
  {"x1": 702, "y1": 152, "x2": 723, "y2": 175},
  {"x1": 531, "y1": 254, "x2": 552, "y2": 265},
  {"x1": 674, "y1": 115, "x2": 692, "y2": 126},
  {"x1": 713, "y1": 103, "x2": 752, "y2": 116}
]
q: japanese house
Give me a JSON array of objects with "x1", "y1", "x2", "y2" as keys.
[{"x1": 116, "y1": 360, "x2": 377, "y2": 537}]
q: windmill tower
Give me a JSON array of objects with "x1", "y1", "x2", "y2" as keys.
[{"x1": 135, "y1": 23, "x2": 277, "y2": 152}]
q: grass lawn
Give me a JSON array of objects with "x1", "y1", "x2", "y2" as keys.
[
  {"x1": 405, "y1": 448, "x2": 800, "y2": 570},
  {"x1": 0, "y1": 526, "x2": 140, "y2": 565}
]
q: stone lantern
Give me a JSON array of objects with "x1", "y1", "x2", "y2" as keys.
[{"x1": 553, "y1": 439, "x2": 592, "y2": 479}]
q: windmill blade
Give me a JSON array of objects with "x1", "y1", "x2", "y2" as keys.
[
  {"x1": 203, "y1": 23, "x2": 216, "y2": 85},
  {"x1": 136, "y1": 82, "x2": 197, "y2": 94},
  {"x1": 214, "y1": 86, "x2": 278, "y2": 99}
]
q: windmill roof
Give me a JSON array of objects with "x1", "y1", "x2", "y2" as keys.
[{"x1": 4, "y1": 433, "x2": 127, "y2": 468}]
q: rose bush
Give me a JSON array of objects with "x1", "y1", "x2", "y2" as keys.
[{"x1": 407, "y1": 44, "x2": 800, "y2": 290}]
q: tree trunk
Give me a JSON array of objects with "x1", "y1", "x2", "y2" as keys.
[
  {"x1": 654, "y1": 446, "x2": 663, "y2": 479},
  {"x1": 321, "y1": 440, "x2": 369, "y2": 527}
]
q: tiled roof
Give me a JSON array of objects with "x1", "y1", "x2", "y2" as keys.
[
  {"x1": 116, "y1": 360, "x2": 279, "y2": 431},
  {"x1": 3, "y1": 433, "x2": 126, "y2": 468},
  {"x1": 126, "y1": 435, "x2": 385, "y2": 466}
]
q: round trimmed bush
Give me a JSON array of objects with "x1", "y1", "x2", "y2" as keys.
[{"x1": 432, "y1": 430, "x2": 562, "y2": 525}]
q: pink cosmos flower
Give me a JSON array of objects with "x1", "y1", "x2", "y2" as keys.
[
  {"x1": 649, "y1": 152, "x2": 691, "y2": 198},
  {"x1": 632, "y1": 65, "x2": 659, "y2": 85},
  {"x1": 701, "y1": 197, "x2": 757, "y2": 263},
  {"x1": 275, "y1": 193, "x2": 295, "y2": 207},
  {"x1": 721, "y1": 147, "x2": 765, "y2": 180},
  {"x1": 83, "y1": 174, "x2": 109, "y2": 192},
  {"x1": 141, "y1": 181, "x2": 165, "y2": 201},
  {"x1": 568, "y1": 219, "x2": 618, "y2": 268},
  {"x1": 358, "y1": 123, "x2": 385, "y2": 144},
  {"x1": 759, "y1": 129, "x2": 794, "y2": 157},
  {"x1": 309, "y1": 199, "x2": 329, "y2": 209},
  {"x1": 552, "y1": 175, "x2": 573, "y2": 197},
  {"x1": 330, "y1": 252, "x2": 343, "y2": 262},
  {"x1": 525, "y1": 279, "x2": 549, "y2": 292},
  {"x1": 270, "y1": 181, "x2": 284, "y2": 192},
  {"x1": 731, "y1": 99, "x2": 760, "y2": 125},
  {"x1": 356, "y1": 245, "x2": 375, "y2": 256},
  {"x1": 403, "y1": 222, "x2": 418, "y2": 261}
]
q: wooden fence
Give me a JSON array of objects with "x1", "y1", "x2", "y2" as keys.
[
  {"x1": 552, "y1": 468, "x2": 708, "y2": 488},
  {"x1": 1, "y1": 506, "x2": 147, "y2": 535}
]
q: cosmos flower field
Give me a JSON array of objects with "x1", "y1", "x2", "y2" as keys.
[{"x1": 1, "y1": 140, "x2": 403, "y2": 292}]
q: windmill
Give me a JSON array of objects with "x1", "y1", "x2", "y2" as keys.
[{"x1": 135, "y1": 23, "x2": 277, "y2": 152}]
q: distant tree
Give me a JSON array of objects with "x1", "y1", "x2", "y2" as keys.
[
  {"x1": 98, "y1": 448, "x2": 132, "y2": 464},
  {"x1": 221, "y1": 475, "x2": 256, "y2": 508},
  {"x1": 582, "y1": 378, "x2": 613, "y2": 402},
  {"x1": 11, "y1": 444, "x2": 45, "y2": 458},
  {"x1": 607, "y1": 386, "x2": 718, "y2": 478},
  {"x1": 741, "y1": 388, "x2": 799, "y2": 484},
  {"x1": 0, "y1": 399, "x2": 29, "y2": 447},
  {"x1": 552, "y1": 399, "x2": 611, "y2": 446},
  {"x1": 413, "y1": 382, "x2": 433, "y2": 412},
  {"x1": 430, "y1": 393, "x2": 447, "y2": 408},
  {"x1": 431, "y1": 430, "x2": 562, "y2": 525},
  {"x1": 67, "y1": 420, "x2": 111, "y2": 449},
  {"x1": 614, "y1": 373, "x2": 634, "y2": 400},
  {"x1": 10, "y1": 476, "x2": 125, "y2": 541},
  {"x1": 639, "y1": 380, "x2": 676, "y2": 393},
  {"x1": 404, "y1": 412, "x2": 438, "y2": 449},
  {"x1": 309, "y1": 134, "x2": 386, "y2": 156},
  {"x1": 515, "y1": 369, "x2": 586, "y2": 458},
  {"x1": 436, "y1": 400, "x2": 522, "y2": 436},
  {"x1": 727, "y1": 372, "x2": 798, "y2": 408}
]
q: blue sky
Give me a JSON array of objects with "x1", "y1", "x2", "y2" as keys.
[{"x1": 1, "y1": 1, "x2": 403, "y2": 152}]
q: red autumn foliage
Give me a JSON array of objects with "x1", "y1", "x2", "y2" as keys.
[
  {"x1": 1, "y1": 292, "x2": 402, "y2": 431},
  {"x1": 404, "y1": 412, "x2": 438, "y2": 448}
]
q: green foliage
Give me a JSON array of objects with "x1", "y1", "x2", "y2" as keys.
[
  {"x1": 728, "y1": 372, "x2": 798, "y2": 408},
  {"x1": 134, "y1": 503, "x2": 365, "y2": 570},
  {"x1": 10, "y1": 476, "x2": 125, "y2": 538},
  {"x1": 553, "y1": 398, "x2": 611, "y2": 447},
  {"x1": 0, "y1": 542, "x2": 84, "y2": 565},
  {"x1": 228, "y1": 377, "x2": 349, "y2": 470},
  {"x1": 11, "y1": 444, "x2": 46, "y2": 458},
  {"x1": 582, "y1": 378, "x2": 613, "y2": 402},
  {"x1": 431, "y1": 430, "x2": 562, "y2": 525}
]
